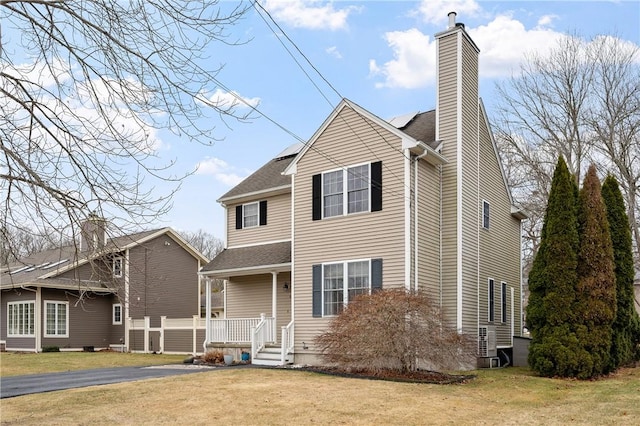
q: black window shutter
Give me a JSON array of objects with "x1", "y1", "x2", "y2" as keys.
[
  {"x1": 371, "y1": 258, "x2": 383, "y2": 291},
  {"x1": 235, "y1": 205, "x2": 243, "y2": 229},
  {"x1": 259, "y1": 201, "x2": 267, "y2": 226},
  {"x1": 371, "y1": 161, "x2": 382, "y2": 212},
  {"x1": 312, "y1": 264, "x2": 322, "y2": 317},
  {"x1": 312, "y1": 174, "x2": 322, "y2": 221}
]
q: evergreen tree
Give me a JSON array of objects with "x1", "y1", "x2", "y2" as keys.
[
  {"x1": 575, "y1": 165, "x2": 616, "y2": 378},
  {"x1": 527, "y1": 157, "x2": 588, "y2": 376},
  {"x1": 602, "y1": 175, "x2": 640, "y2": 367}
]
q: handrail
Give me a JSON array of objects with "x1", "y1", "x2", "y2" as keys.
[
  {"x1": 280, "y1": 320, "x2": 294, "y2": 365},
  {"x1": 251, "y1": 314, "x2": 268, "y2": 359}
]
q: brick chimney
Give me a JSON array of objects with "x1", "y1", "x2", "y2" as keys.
[{"x1": 80, "y1": 214, "x2": 107, "y2": 253}]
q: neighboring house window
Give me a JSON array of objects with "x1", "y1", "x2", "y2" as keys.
[
  {"x1": 488, "y1": 278, "x2": 495, "y2": 322},
  {"x1": 482, "y1": 200, "x2": 490, "y2": 229},
  {"x1": 235, "y1": 201, "x2": 267, "y2": 229},
  {"x1": 44, "y1": 301, "x2": 69, "y2": 337},
  {"x1": 312, "y1": 258, "x2": 383, "y2": 317},
  {"x1": 7, "y1": 301, "x2": 35, "y2": 336},
  {"x1": 113, "y1": 257, "x2": 123, "y2": 278},
  {"x1": 113, "y1": 303, "x2": 122, "y2": 325},
  {"x1": 501, "y1": 282, "x2": 507, "y2": 323},
  {"x1": 312, "y1": 161, "x2": 382, "y2": 220}
]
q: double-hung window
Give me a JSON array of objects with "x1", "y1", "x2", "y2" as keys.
[
  {"x1": 113, "y1": 257, "x2": 123, "y2": 278},
  {"x1": 44, "y1": 301, "x2": 68, "y2": 337},
  {"x1": 482, "y1": 200, "x2": 490, "y2": 229},
  {"x1": 7, "y1": 301, "x2": 35, "y2": 337},
  {"x1": 313, "y1": 161, "x2": 382, "y2": 220},
  {"x1": 312, "y1": 258, "x2": 383, "y2": 317},
  {"x1": 113, "y1": 303, "x2": 123, "y2": 325},
  {"x1": 501, "y1": 282, "x2": 507, "y2": 323},
  {"x1": 488, "y1": 278, "x2": 495, "y2": 322},
  {"x1": 235, "y1": 201, "x2": 267, "y2": 229}
]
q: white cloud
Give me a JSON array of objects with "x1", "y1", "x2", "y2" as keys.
[
  {"x1": 195, "y1": 157, "x2": 249, "y2": 186},
  {"x1": 264, "y1": 0, "x2": 358, "y2": 31},
  {"x1": 414, "y1": 0, "x2": 482, "y2": 26},
  {"x1": 369, "y1": 28, "x2": 437, "y2": 89},
  {"x1": 326, "y1": 46, "x2": 343, "y2": 59},
  {"x1": 536, "y1": 14, "x2": 558, "y2": 29},
  {"x1": 201, "y1": 89, "x2": 260, "y2": 111},
  {"x1": 370, "y1": 13, "x2": 567, "y2": 88}
]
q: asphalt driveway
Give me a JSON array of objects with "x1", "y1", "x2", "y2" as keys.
[{"x1": 1, "y1": 364, "x2": 248, "y2": 399}]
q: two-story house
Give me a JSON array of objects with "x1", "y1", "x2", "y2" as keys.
[
  {"x1": 1, "y1": 216, "x2": 208, "y2": 353},
  {"x1": 200, "y1": 12, "x2": 525, "y2": 367}
]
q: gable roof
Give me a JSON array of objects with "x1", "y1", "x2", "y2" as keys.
[
  {"x1": 283, "y1": 98, "x2": 446, "y2": 176},
  {"x1": 217, "y1": 153, "x2": 297, "y2": 204},
  {"x1": 1, "y1": 227, "x2": 208, "y2": 290}
]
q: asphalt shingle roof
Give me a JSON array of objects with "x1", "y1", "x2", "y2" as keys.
[
  {"x1": 218, "y1": 155, "x2": 295, "y2": 202},
  {"x1": 201, "y1": 241, "x2": 291, "y2": 273},
  {"x1": 397, "y1": 110, "x2": 440, "y2": 150}
]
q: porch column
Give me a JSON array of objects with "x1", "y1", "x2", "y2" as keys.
[
  {"x1": 271, "y1": 271, "x2": 278, "y2": 338},
  {"x1": 205, "y1": 278, "x2": 212, "y2": 347}
]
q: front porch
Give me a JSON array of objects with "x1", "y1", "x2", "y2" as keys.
[{"x1": 205, "y1": 314, "x2": 294, "y2": 366}]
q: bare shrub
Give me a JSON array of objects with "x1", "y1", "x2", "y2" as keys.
[
  {"x1": 202, "y1": 350, "x2": 224, "y2": 364},
  {"x1": 316, "y1": 289, "x2": 475, "y2": 373}
]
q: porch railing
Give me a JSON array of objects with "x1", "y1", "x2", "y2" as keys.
[
  {"x1": 251, "y1": 314, "x2": 272, "y2": 359},
  {"x1": 281, "y1": 320, "x2": 294, "y2": 365},
  {"x1": 209, "y1": 315, "x2": 275, "y2": 344}
]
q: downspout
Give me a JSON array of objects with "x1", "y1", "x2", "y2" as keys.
[
  {"x1": 414, "y1": 148, "x2": 429, "y2": 292},
  {"x1": 124, "y1": 248, "x2": 130, "y2": 352}
]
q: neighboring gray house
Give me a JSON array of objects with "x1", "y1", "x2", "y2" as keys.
[
  {"x1": 1, "y1": 217, "x2": 208, "y2": 353},
  {"x1": 200, "y1": 12, "x2": 525, "y2": 367}
]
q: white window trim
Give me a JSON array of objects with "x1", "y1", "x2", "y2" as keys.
[
  {"x1": 113, "y1": 257, "x2": 123, "y2": 278},
  {"x1": 44, "y1": 300, "x2": 69, "y2": 338},
  {"x1": 242, "y1": 202, "x2": 260, "y2": 229},
  {"x1": 482, "y1": 200, "x2": 490, "y2": 229},
  {"x1": 501, "y1": 282, "x2": 507, "y2": 323},
  {"x1": 322, "y1": 162, "x2": 372, "y2": 219},
  {"x1": 113, "y1": 303, "x2": 123, "y2": 325},
  {"x1": 321, "y1": 258, "x2": 372, "y2": 317},
  {"x1": 7, "y1": 301, "x2": 35, "y2": 337},
  {"x1": 488, "y1": 278, "x2": 495, "y2": 323}
]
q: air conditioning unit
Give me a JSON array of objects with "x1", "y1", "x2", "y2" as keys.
[{"x1": 478, "y1": 326, "x2": 497, "y2": 357}]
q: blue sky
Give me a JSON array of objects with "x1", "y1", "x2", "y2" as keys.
[{"x1": 157, "y1": 0, "x2": 640, "y2": 240}]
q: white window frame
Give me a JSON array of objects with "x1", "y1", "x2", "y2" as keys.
[
  {"x1": 44, "y1": 300, "x2": 69, "y2": 338},
  {"x1": 113, "y1": 303, "x2": 123, "y2": 325},
  {"x1": 501, "y1": 282, "x2": 507, "y2": 323},
  {"x1": 7, "y1": 301, "x2": 35, "y2": 337},
  {"x1": 488, "y1": 278, "x2": 495, "y2": 322},
  {"x1": 321, "y1": 259, "x2": 371, "y2": 317},
  {"x1": 322, "y1": 163, "x2": 371, "y2": 219},
  {"x1": 242, "y1": 202, "x2": 259, "y2": 228},
  {"x1": 482, "y1": 200, "x2": 490, "y2": 229},
  {"x1": 113, "y1": 257, "x2": 123, "y2": 278}
]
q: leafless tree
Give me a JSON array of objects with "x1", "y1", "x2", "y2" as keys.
[
  {"x1": 494, "y1": 32, "x2": 640, "y2": 273},
  {"x1": 1, "y1": 0, "x2": 252, "y2": 253},
  {"x1": 0, "y1": 225, "x2": 70, "y2": 264},
  {"x1": 181, "y1": 229, "x2": 223, "y2": 261}
]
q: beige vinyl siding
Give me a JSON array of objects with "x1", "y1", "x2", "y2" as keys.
[
  {"x1": 459, "y1": 36, "x2": 480, "y2": 336},
  {"x1": 226, "y1": 272, "x2": 291, "y2": 340},
  {"x1": 477, "y1": 103, "x2": 523, "y2": 345},
  {"x1": 127, "y1": 235, "x2": 199, "y2": 327},
  {"x1": 437, "y1": 31, "x2": 462, "y2": 328},
  {"x1": 292, "y1": 104, "x2": 407, "y2": 355},
  {"x1": 227, "y1": 193, "x2": 291, "y2": 247},
  {"x1": 417, "y1": 160, "x2": 441, "y2": 299}
]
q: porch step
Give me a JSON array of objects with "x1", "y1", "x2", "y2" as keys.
[{"x1": 252, "y1": 346, "x2": 292, "y2": 366}]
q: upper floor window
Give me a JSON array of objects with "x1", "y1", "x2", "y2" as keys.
[
  {"x1": 482, "y1": 200, "x2": 490, "y2": 229},
  {"x1": 113, "y1": 257, "x2": 123, "y2": 278},
  {"x1": 7, "y1": 301, "x2": 35, "y2": 337},
  {"x1": 312, "y1": 258, "x2": 383, "y2": 317},
  {"x1": 44, "y1": 301, "x2": 69, "y2": 337},
  {"x1": 235, "y1": 201, "x2": 267, "y2": 229},
  {"x1": 312, "y1": 161, "x2": 382, "y2": 220}
]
